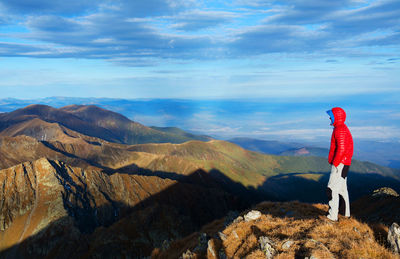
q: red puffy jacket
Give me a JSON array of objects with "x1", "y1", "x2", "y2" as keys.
[{"x1": 328, "y1": 107, "x2": 354, "y2": 167}]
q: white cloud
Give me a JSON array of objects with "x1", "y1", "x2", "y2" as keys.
[
  {"x1": 252, "y1": 128, "x2": 331, "y2": 139},
  {"x1": 350, "y1": 126, "x2": 400, "y2": 140}
]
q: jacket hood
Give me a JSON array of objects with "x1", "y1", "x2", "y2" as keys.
[
  {"x1": 326, "y1": 110, "x2": 334, "y2": 125},
  {"x1": 331, "y1": 107, "x2": 346, "y2": 126}
]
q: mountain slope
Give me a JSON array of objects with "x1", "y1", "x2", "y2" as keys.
[
  {"x1": 229, "y1": 137, "x2": 302, "y2": 155},
  {"x1": 0, "y1": 104, "x2": 211, "y2": 145},
  {"x1": 0, "y1": 104, "x2": 121, "y2": 143},
  {"x1": 0, "y1": 158, "x2": 242, "y2": 258},
  {"x1": 1, "y1": 133, "x2": 399, "y2": 203},
  {"x1": 59, "y1": 104, "x2": 211, "y2": 144},
  {"x1": 0, "y1": 135, "x2": 97, "y2": 170},
  {"x1": 151, "y1": 126, "x2": 212, "y2": 142}
]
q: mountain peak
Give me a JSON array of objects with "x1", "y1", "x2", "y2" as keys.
[
  {"x1": 60, "y1": 104, "x2": 132, "y2": 124},
  {"x1": 12, "y1": 104, "x2": 56, "y2": 115},
  {"x1": 59, "y1": 104, "x2": 84, "y2": 111},
  {"x1": 23, "y1": 104, "x2": 52, "y2": 109},
  {"x1": 61, "y1": 104, "x2": 107, "y2": 113}
]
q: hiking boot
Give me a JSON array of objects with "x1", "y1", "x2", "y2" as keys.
[{"x1": 327, "y1": 214, "x2": 338, "y2": 221}]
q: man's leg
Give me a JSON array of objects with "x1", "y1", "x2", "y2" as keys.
[
  {"x1": 341, "y1": 182, "x2": 350, "y2": 217},
  {"x1": 327, "y1": 187, "x2": 339, "y2": 221},
  {"x1": 339, "y1": 165, "x2": 350, "y2": 217},
  {"x1": 327, "y1": 164, "x2": 344, "y2": 221}
]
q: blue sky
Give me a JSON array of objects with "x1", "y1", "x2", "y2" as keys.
[
  {"x1": 0, "y1": 0, "x2": 398, "y2": 99},
  {"x1": 0, "y1": 0, "x2": 399, "y2": 142}
]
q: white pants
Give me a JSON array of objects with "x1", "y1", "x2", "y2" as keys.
[{"x1": 327, "y1": 163, "x2": 350, "y2": 220}]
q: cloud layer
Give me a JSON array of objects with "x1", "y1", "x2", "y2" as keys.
[{"x1": 0, "y1": 0, "x2": 398, "y2": 64}]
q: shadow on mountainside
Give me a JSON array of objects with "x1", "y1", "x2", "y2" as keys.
[
  {"x1": 0, "y1": 165, "x2": 250, "y2": 258},
  {"x1": 1, "y1": 159, "x2": 400, "y2": 258},
  {"x1": 41, "y1": 141, "x2": 111, "y2": 171},
  {"x1": 38, "y1": 138, "x2": 400, "y2": 204},
  {"x1": 260, "y1": 171, "x2": 400, "y2": 203}
]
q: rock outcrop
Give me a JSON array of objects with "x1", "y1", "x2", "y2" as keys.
[
  {"x1": 388, "y1": 222, "x2": 400, "y2": 254},
  {"x1": 244, "y1": 210, "x2": 262, "y2": 222},
  {"x1": 352, "y1": 187, "x2": 400, "y2": 226},
  {"x1": 373, "y1": 187, "x2": 399, "y2": 197}
]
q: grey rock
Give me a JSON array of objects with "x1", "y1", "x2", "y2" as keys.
[
  {"x1": 372, "y1": 187, "x2": 399, "y2": 197},
  {"x1": 180, "y1": 249, "x2": 195, "y2": 259},
  {"x1": 232, "y1": 230, "x2": 239, "y2": 239},
  {"x1": 244, "y1": 210, "x2": 262, "y2": 222},
  {"x1": 233, "y1": 215, "x2": 244, "y2": 224},
  {"x1": 207, "y1": 240, "x2": 216, "y2": 257},
  {"x1": 388, "y1": 222, "x2": 400, "y2": 254},
  {"x1": 218, "y1": 231, "x2": 227, "y2": 241},
  {"x1": 259, "y1": 236, "x2": 276, "y2": 259},
  {"x1": 282, "y1": 240, "x2": 294, "y2": 250}
]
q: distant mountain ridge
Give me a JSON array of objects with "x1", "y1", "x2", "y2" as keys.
[
  {"x1": 229, "y1": 137, "x2": 400, "y2": 169},
  {"x1": 0, "y1": 104, "x2": 210, "y2": 145},
  {"x1": 280, "y1": 146, "x2": 329, "y2": 157},
  {"x1": 228, "y1": 137, "x2": 304, "y2": 155},
  {"x1": 1, "y1": 97, "x2": 399, "y2": 169},
  {"x1": 229, "y1": 137, "x2": 329, "y2": 157}
]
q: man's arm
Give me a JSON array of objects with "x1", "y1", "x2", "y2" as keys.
[
  {"x1": 328, "y1": 132, "x2": 336, "y2": 164},
  {"x1": 332, "y1": 127, "x2": 346, "y2": 167}
]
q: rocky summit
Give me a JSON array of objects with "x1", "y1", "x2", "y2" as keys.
[{"x1": 156, "y1": 201, "x2": 400, "y2": 259}]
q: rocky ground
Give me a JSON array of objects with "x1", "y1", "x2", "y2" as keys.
[{"x1": 155, "y1": 198, "x2": 400, "y2": 259}]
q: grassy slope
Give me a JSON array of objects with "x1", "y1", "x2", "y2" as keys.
[
  {"x1": 128, "y1": 140, "x2": 279, "y2": 187},
  {"x1": 127, "y1": 140, "x2": 400, "y2": 196},
  {"x1": 155, "y1": 201, "x2": 399, "y2": 259},
  {"x1": 150, "y1": 126, "x2": 212, "y2": 142},
  {"x1": 59, "y1": 105, "x2": 210, "y2": 144},
  {"x1": 1, "y1": 131, "x2": 398, "y2": 203}
]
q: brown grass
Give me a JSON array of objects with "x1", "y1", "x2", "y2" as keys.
[{"x1": 155, "y1": 201, "x2": 400, "y2": 259}]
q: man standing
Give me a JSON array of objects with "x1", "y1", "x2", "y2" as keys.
[{"x1": 326, "y1": 107, "x2": 354, "y2": 221}]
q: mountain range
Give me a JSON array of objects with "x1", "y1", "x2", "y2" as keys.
[
  {"x1": 0, "y1": 104, "x2": 399, "y2": 258},
  {"x1": 2, "y1": 97, "x2": 399, "y2": 169},
  {"x1": 0, "y1": 104, "x2": 211, "y2": 145},
  {"x1": 229, "y1": 137, "x2": 400, "y2": 169}
]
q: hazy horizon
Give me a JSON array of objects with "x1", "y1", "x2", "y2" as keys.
[{"x1": 1, "y1": 96, "x2": 399, "y2": 144}]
